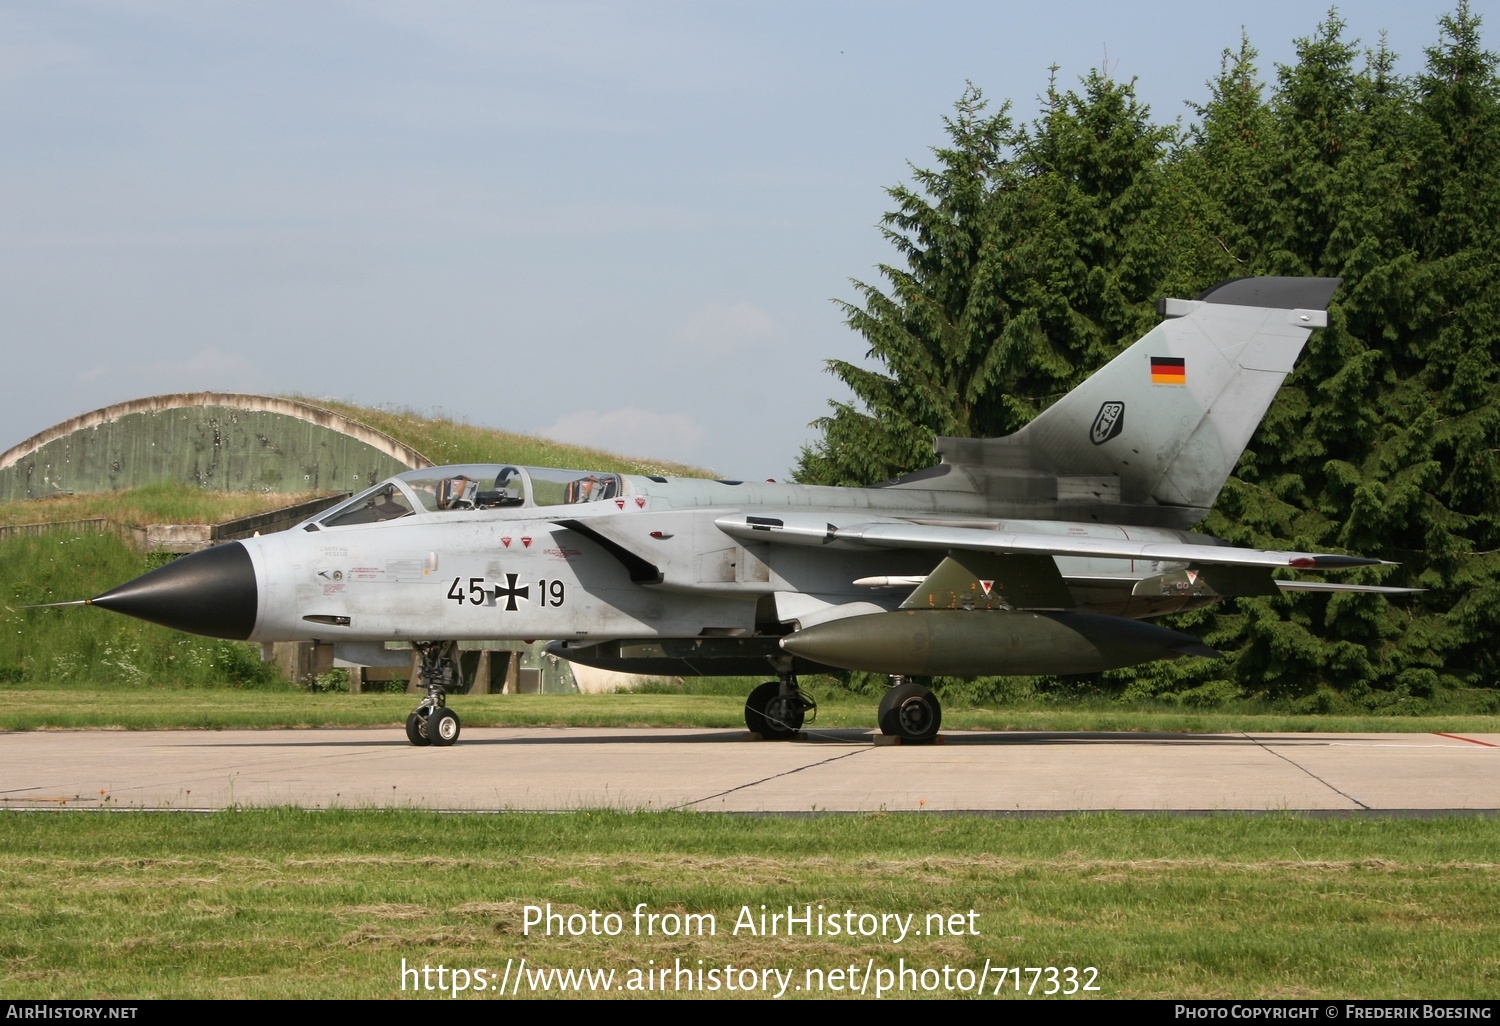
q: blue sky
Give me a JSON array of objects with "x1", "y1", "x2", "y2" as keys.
[{"x1": 0, "y1": 1, "x2": 1489, "y2": 479}]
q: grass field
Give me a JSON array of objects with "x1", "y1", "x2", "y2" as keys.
[
  {"x1": 307, "y1": 398, "x2": 714, "y2": 478},
  {"x1": 0, "y1": 481, "x2": 332, "y2": 529},
  {"x1": 1, "y1": 809, "x2": 1495, "y2": 999},
  {"x1": 4, "y1": 686, "x2": 1500, "y2": 735}
]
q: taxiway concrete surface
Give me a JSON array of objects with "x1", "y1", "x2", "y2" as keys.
[{"x1": 2, "y1": 727, "x2": 1497, "y2": 812}]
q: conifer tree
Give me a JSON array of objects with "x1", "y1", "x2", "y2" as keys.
[
  {"x1": 999, "y1": 69, "x2": 1182, "y2": 373},
  {"x1": 796, "y1": 86, "x2": 1015, "y2": 486},
  {"x1": 1383, "y1": 0, "x2": 1500, "y2": 687},
  {"x1": 799, "y1": 75, "x2": 1177, "y2": 485},
  {"x1": 1164, "y1": 6, "x2": 1500, "y2": 700},
  {"x1": 1191, "y1": 13, "x2": 1421, "y2": 697},
  {"x1": 802, "y1": 6, "x2": 1500, "y2": 702}
]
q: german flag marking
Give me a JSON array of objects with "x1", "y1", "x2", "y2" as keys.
[{"x1": 1150, "y1": 356, "x2": 1186, "y2": 385}]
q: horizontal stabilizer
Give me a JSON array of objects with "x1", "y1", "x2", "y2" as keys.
[{"x1": 1274, "y1": 580, "x2": 1422, "y2": 595}]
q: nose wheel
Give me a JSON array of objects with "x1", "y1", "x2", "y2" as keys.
[
  {"x1": 405, "y1": 706, "x2": 462, "y2": 747},
  {"x1": 407, "y1": 641, "x2": 463, "y2": 747},
  {"x1": 427, "y1": 707, "x2": 461, "y2": 746}
]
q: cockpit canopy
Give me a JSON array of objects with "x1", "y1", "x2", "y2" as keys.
[{"x1": 312, "y1": 464, "x2": 623, "y2": 528}]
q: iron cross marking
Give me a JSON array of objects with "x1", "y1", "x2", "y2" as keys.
[{"x1": 492, "y1": 573, "x2": 530, "y2": 611}]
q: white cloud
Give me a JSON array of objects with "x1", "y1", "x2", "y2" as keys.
[
  {"x1": 672, "y1": 301, "x2": 776, "y2": 359},
  {"x1": 536, "y1": 407, "x2": 708, "y2": 465}
]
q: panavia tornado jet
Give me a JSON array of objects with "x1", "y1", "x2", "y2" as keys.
[{"x1": 74, "y1": 277, "x2": 1408, "y2": 744}]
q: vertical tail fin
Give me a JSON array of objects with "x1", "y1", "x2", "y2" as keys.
[{"x1": 932, "y1": 277, "x2": 1339, "y2": 521}]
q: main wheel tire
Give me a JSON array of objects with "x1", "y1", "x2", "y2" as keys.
[
  {"x1": 405, "y1": 709, "x2": 432, "y2": 746},
  {"x1": 744, "y1": 680, "x2": 804, "y2": 740},
  {"x1": 878, "y1": 683, "x2": 941, "y2": 741},
  {"x1": 428, "y1": 707, "x2": 461, "y2": 747}
]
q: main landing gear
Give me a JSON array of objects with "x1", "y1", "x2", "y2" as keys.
[
  {"x1": 877, "y1": 676, "x2": 942, "y2": 742},
  {"x1": 743, "y1": 674, "x2": 817, "y2": 740},
  {"x1": 742, "y1": 673, "x2": 943, "y2": 742},
  {"x1": 406, "y1": 640, "x2": 463, "y2": 747}
]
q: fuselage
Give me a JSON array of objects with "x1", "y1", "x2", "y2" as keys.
[
  {"x1": 230, "y1": 462, "x2": 1213, "y2": 645},
  {"x1": 77, "y1": 277, "x2": 1362, "y2": 738}
]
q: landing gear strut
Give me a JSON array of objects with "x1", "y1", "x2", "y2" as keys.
[
  {"x1": 878, "y1": 675, "x2": 941, "y2": 742},
  {"x1": 406, "y1": 640, "x2": 463, "y2": 747},
  {"x1": 744, "y1": 674, "x2": 816, "y2": 740}
]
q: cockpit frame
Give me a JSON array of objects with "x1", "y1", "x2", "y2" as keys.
[{"x1": 308, "y1": 463, "x2": 625, "y2": 529}]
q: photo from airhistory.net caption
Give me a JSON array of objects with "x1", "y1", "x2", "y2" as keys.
[{"x1": 398, "y1": 900, "x2": 1083, "y2": 998}]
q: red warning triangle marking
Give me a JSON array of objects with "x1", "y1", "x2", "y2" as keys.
[
  {"x1": 980, "y1": 580, "x2": 994, "y2": 596},
  {"x1": 635, "y1": 497, "x2": 646, "y2": 508},
  {"x1": 614, "y1": 499, "x2": 625, "y2": 509},
  {"x1": 501, "y1": 537, "x2": 512, "y2": 548},
  {"x1": 521, "y1": 537, "x2": 532, "y2": 548}
]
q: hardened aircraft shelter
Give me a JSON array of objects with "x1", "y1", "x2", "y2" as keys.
[{"x1": 0, "y1": 392, "x2": 429, "y2": 501}]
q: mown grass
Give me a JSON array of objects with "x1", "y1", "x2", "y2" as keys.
[
  {"x1": 3, "y1": 687, "x2": 1499, "y2": 735},
  {"x1": 1, "y1": 532, "x2": 284, "y2": 689},
  {"x1": 0, "y1": 481, "x2": 331, "y2": 529},
  {"x1": 0, "y1": 690, "x2": 746, "y2": 731},
  {"x1": 0, "y1": 810, "x2": 1495, "y2": 999}
]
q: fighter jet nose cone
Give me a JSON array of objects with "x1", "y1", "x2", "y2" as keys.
[{"x1": 91, "y1": 541, "x2": 259, "y2": 640}]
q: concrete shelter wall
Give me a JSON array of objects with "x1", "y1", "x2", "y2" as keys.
[{"x1": 0, "y1": 393, "x2": 430, "y2": 500}]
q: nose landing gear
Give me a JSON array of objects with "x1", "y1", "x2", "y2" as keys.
[{"x1": 406, "y1": 640, "x2": 464, "y2": 747}]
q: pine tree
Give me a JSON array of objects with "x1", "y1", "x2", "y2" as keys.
[
  {"x1": 798, "y1": 74, "x2": 1178, "y2": 485},
  {"x1": 998, "y1": 68, "x2": 1182, "y2": 374},
  {"x1": 796, "y1": 85, "x2": 1016, "y2": 486},
  {"x1": 1175, "y1": 6, "x2": 1500, "y2": 700},
  {"x1": 802, "y1": 7, "x2": 1500, "y2": 703},
  {"x1": 1390, "y1": 0, "x2": 1500, "y2": 686}
]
